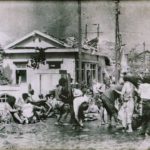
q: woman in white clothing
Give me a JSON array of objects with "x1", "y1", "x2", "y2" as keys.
[{"x1": 118, "y1": 76, "x2": 136, "y2": 132}]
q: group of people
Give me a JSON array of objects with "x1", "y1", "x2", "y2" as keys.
[
  {"x1": 90, "y1": 74, "x2": 150, "y2": 137},
  {"x1": 0, "y1": 74, "x2": 91, "y2": 128},
  {"x1": 0, "y1": 90, "x2": 47, "y2": 124},
  {"x1": 0, "y1": 73, "x2": 150, "y2": 137},
  {"x1": 116, "y1": 75, "x2": 150, "y2": 136}
]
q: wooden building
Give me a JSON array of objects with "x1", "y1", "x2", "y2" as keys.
[{"x1": 2, "y1": 30, "x2": 110, "y2": 96}]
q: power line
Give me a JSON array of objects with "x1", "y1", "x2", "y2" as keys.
[{"x1": 104, "y1": 31, "x2": 150, "y2": 35}]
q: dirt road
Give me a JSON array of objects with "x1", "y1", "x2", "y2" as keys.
[{"x1": 0, "y1": 117, "x2": 150, "y2": 150}]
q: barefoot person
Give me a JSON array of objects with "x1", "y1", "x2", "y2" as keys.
[{"x1": 118, "y1": 76, "x2": 136, "y2": 132}]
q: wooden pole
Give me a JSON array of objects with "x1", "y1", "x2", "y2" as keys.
[
  {"x1": 85, "y1": 24, "x2": 88, "y2": 40},
  {"x1": 115, "y1": 0, "x2": 120, "y2": 83},
  {"x1": 78, "y1": 0, "x2": 82, "y2": 83},
  {"x1": 97, "y1": 24, "x2": 100, "y2": 38},
  {"x1": 39, "y1": 74, "x2": 42, "y2": 94}
]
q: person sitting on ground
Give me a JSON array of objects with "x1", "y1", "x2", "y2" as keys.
[
  {"x1": 87, "y1": 97, "x2": 100, "y2": 114},
  {"x1": 27, "y1": 90, "x2": 47, "y2": 112},
  {"x1": 19, "y1": 93, "x2": 45, "y2": 124},
  {"x1": 0, "y1": 94, "x2": 25, "y2": 124},
  {"x1": 0, "y1": 101, "x2": 24, "y2": 124},
  {"x1": 45, "y1": 92, "x2": 64, "y2": 117}
]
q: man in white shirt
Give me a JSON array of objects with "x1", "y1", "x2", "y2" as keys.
[{"x1": 138, "y1": 82, "x2": 150, "y2": 136}]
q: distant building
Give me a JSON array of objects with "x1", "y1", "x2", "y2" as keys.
[
  {"x1": 2, "y1": 30, "x2": 110, "y2": 95},
  {"x1": 128, "y1": 50, "x2": 150, "y2": 74}
]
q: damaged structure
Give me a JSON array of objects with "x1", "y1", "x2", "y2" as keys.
[{"x1": 1, "y1": 30, "x2": 110, "y2": 96}]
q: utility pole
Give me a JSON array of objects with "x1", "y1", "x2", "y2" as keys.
[
  {"x1": 97, "y1": 24, "x2": 100, "y2": 38},
  {"x1": 115, "y1": 0, "x2": 121, "y2": 83},
  {"x1": 78, "y1": 0, "x2": 82, "y2": 83},
  {"x1": 143, "y1": 42, "x2": 146, "y2": 72},
  {"x1": 85, "y1": 24, "x2": 88, "y2": 40},
  {"x1": 92, "y1": 24, "x2": 100, "y2": 39}
]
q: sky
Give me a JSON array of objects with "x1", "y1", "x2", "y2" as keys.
[{"x1": 0, "y1": 0, "x2": 150, "y2": 53}]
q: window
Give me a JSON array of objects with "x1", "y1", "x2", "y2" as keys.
[
  {"x1": 16, "y1": 70, "x2": 27, "y2": 84},
  {"x1": 48, "y1": 61, "x2": 61, "y2": 69}
]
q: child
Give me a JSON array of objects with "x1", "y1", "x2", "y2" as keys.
[{"x1": 20, "y1": 93, "x2": 44, "y2": 124}]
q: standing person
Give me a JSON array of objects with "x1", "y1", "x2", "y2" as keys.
[
  {"x1": 59, "y1": 74, "x2": 68, "y2": 87},
  {"x1": 119, "y1": 76, "x2": 136, "y2": 132},
  {"x1": 138, "y1": 81, "x2": 150, "y2": 136},
  {"x1": 98, "y1": 85, "x2": 123, "y2": 128},
  {"x1": 58, "y1": 73, "x2": 72, "y2": 104},
  {"x1": 55, "y1": 73, "x2": 74, "y2": 124},
  {"x1": 92, "y1": 80, "x2": 106, "y2": 125}
]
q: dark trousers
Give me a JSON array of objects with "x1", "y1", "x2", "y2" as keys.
[
  {"x1": 101, "y1": 94, "x2": 118, "y2": 123},
  {"x1": 141, "y1": 100, "x2": 150, "y2": 134}
]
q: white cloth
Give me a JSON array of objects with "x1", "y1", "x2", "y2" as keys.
[
  {"x1": 28, "y1": 94, "x2": 40, "y2": 102},
  {"x1": 118, "y1": 99, "x2": 134, "y2": 127},
  {"x1": 73, "y1": 95, "x2": 89, "y2": 121},
  {"x1": 121, "y1": 81, "x2": 135, "y2": 100},
  {"x1": 73, "y1": 88, "x2": 83, "y2": 97},
  {"x1": 22, "y1": 103, "x2": 34, "y2": 118},
  {"x1": 15, "y1": 97, "x2": 25, "y2": 108},
  {"x1": 93, "y1": 83, "x2": 105, "y2": 94},
  {"x1": 119, "y1": 81, "x2": 135, "y2": 127},
  {"x1": 138, "y1": 83, "x2": 150, "y2": 99}
]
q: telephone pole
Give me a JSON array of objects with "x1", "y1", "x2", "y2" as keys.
[
  {"x1": 143, "y1": 42, "x2": 146, "y2": 71},
  {"x1": 78, "y1": 0, "x2": 82, "y2": 83},
  {"x1": 85, "y1": 24, "x2": 88, "y2": 40},
  {"x1": 115, "y1": 0, "x2": 121, "y2": 82}
]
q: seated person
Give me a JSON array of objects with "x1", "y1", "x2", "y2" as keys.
[
  {"x1": 19, "y1": 93, "x2": 44, "y2": 124},
  {"x1": 87, "y1": 100, "x2": 100, "y2": 113},
  {"x1": 45, "y1": 93, "x2": 64, "y2": 117},
  {"x1": 27, "y1": 90, "x2": 47, "y2": 109},
  {"x1": 0, "y1": 101, "x2": 24, "y2": 124}
]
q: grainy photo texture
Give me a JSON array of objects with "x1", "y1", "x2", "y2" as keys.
[{"x1": 0, "y1": 0, "x2": 150, "y2": 150}]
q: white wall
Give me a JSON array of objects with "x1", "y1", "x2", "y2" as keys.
[{"x1": 61, "y1": 58, "x2": 75, "y2": 79}]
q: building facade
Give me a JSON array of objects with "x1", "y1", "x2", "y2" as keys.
[{"x1": 2, "y1": 30, "x2": 110, "y2": 96}]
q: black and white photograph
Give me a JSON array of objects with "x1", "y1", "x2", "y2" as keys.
[{"x1": 0, "y1": 0, "x2": 150, "y2": 149}]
